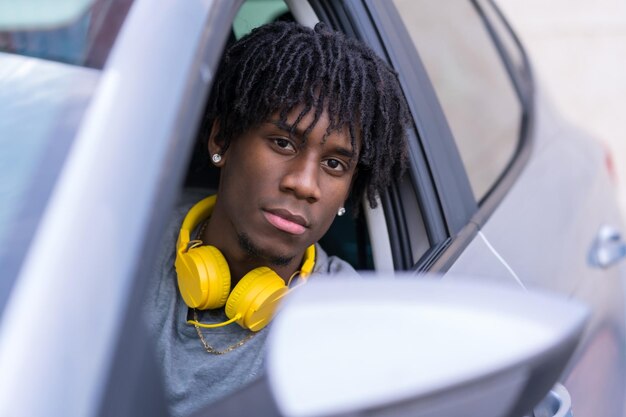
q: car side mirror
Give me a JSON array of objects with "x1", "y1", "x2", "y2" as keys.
[{"x1": 205, "y1": 276, "x2": 588, "y2": 417}]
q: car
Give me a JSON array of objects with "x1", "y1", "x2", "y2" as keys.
[{"x1": 1, "y1": 0, "x2": 625, "y2": 416}]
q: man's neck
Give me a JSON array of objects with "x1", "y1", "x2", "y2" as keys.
[{"x1": 201, "y1": 204, "x2": 303, "y2": 286}]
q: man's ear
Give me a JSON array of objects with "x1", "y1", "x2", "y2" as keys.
[{"x1": 207, "y1": 119, "x2": 225, "y2": 166}]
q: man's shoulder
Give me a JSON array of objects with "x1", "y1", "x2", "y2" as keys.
[{"x1": 313, "y1": 243, "x2": 359, "y2": 278}]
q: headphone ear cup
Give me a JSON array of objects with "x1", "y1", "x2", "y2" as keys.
[
  {"x1": 176, "y1": 245, "x2": 231, "y2": 310},
  {"x1": 225, "y1": 267, "x2": 289, "y2": 332}
]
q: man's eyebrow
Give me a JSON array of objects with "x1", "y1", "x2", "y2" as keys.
[
  {"x1": 270, "y1": 120, "x2": 304, "y2": 138},
  {"x1": 332, "y1": 146, "x2": 356, "y2": 160},
  {"x1": 269, "y1": 119, "x2": 357, "y2": 159}
]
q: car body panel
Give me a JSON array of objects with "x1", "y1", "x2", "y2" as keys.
[
  {"x1": 446, "y1": 90, "x2": 626, "y2": 415},
  {"x1": 475, "y1": 89, "x2": 626, "y2": 415}
]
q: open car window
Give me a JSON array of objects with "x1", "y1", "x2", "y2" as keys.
[{"x1": 183, "y1": 0, "x2": 376, "y2": 271}]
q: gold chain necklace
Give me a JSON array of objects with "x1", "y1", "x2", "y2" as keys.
[
  {"x1": 188, "y1": 218, "x2": 257, "y2": 355},
  {"x1": 192, "y1": 309, "x2": 257, "y2": 355}
]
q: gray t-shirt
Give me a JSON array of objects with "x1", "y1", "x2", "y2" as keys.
[{"x1": 143, "y1": 194, "x2": 358, "y2": 417}]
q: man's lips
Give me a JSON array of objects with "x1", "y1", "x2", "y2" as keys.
[{"x1": 262, "y1": 209, "x2": 308, "y2": 235}]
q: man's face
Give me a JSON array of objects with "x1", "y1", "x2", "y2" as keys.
[{"x1": 211, "y1": 107, "x2": 359, "y2": 267}]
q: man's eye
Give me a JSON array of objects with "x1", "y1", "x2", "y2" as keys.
[
  {"x1": 272, "y1": 137, "x2": 295, "y2": 152},
  {"x1": 323, "y1": 158, "x2": 346, "y2": 172}
]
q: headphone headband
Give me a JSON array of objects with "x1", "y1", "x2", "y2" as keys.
[
  {"x1": 176, "y1": 195, "x2": 316, "y2": 331},
  {"x1": 177, "y1": 195, "x2": 217, "y2": 254}
]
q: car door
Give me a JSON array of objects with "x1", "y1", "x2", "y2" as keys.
[
  {"x1": 0, "y1": 0, "x2": 243, "y2": 415},
  {"x1": 318, "y1": 0, "x2": 626, "y2": 416}
]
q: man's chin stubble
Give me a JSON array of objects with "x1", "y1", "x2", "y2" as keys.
[{"x1": 237, "y1": 232, "x2": 294, "y2": 267}]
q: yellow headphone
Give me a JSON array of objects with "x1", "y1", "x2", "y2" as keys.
[{"x1": 175, "y1": 195, "x2": 315, "y2": 332}]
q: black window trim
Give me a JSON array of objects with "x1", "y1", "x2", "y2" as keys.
[{"x1": 468, "y1": 0, "x2": 536, "y2": 228}]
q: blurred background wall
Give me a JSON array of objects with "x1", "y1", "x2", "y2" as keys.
[{"x1": 497, "y1": 0, "x2": 626, "y2": 219}]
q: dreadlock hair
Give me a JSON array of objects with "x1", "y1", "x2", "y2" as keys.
[{"x1": 201, "y1": 21, "x2": 410, "y2": 210}]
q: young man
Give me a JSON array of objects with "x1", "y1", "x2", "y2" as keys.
[{"x1": 144, "y1": 21, "x2": 410, "y2": 417}]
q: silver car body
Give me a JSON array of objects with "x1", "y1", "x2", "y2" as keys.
[
  {"x1": 0, "y1": 0, "x2": 624, "y2": 416},
  {"x1": 446, "y1": 90, "x2": 626, "y2": 416}
]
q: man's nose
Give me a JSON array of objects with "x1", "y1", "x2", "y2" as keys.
[{"x1": 280, "y1": 155, "x2": 322, "y2": 203}]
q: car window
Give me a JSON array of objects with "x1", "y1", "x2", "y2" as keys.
[
  {"x1": 0, "y1": 0, "x2": 134, "y2": 68},
  {"x1": 391, "y1": 0, "x2": 522, "y2": 202}
]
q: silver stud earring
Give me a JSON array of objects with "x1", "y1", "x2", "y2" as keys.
[
  {"x1": 337, "y1": 207, "x2": 346, "y2": 217},
  {"x1": 211, "y1": 153, "x2": 222, "y2": 164}
]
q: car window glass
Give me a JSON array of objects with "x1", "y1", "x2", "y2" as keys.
[
  {"x1": 392, "y1": 0, "x2": 522, "y2": 202},
  {"x1": 0, "y1": 52, "x2": 99, "y2": 283},
  {"x1": 0, "y1": 0, "x2": 94, "y2": 28},
  {"x1": 233, "y1": 0, "x2": 289, "y2": 39},
  {"x1": 0, "y1": 0, "x2": 134, "y2": 68}
]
